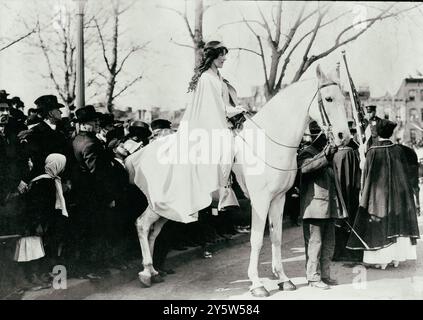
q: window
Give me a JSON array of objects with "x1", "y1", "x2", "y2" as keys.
[
  {"x1": 410, "y1": 108, "x2": 418, "y2": 121},
  {"x1": 421, "y1": 109, "x2": 423, "y2": 121},
  {"x1": 420, "y1": 89, "x2": 423, "y2": 101},
  {"x1": 409, "y1": 89, "x2": 416, "y2": 101}
]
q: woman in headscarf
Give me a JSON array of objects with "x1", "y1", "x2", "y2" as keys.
[
  {"x1": 15, "y1": 153, "x2": 68, "y2": 290},
  {"x1": 346, "y1": 119, "x2": 420, "y2": 269}
]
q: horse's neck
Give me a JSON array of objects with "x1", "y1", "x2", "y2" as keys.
[{"x1": 251, "y1": 79, "x2": 316, "y2": 149}]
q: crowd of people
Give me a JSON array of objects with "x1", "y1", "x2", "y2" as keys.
[{"x1": 0, "y1": 89, "x2": 251, "y2": 293}]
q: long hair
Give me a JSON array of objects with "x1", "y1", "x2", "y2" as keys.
[{"x1": 187, "y1": 41, "x2": 228, "y2": 92}]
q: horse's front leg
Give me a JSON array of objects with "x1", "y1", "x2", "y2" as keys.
[
  {"x1": 135, "y1": 206, "x2": 160, "y2": 287},
  {"x1": 147, "y1": 217, "x2": 168, "y2": 283},
  {"x1": 248, "y1": 202, "x2": 270, "y2": 297},
  {"x1": 268, "y1": 194, "x2": 296, "y2": 291}
]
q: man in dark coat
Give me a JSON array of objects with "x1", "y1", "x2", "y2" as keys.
[
  {"x1": 22, "y1": 95, "x2": 68, "y2": 181},
  {"x1": 298, "y1": 121, "x2": 342, "y2": 290},
  {"x1": 0, "y1": 101, "x2": 29, "y2": 235},
  {"x1": 71, "y1": 105, "x2": 114, "y2": 278}
]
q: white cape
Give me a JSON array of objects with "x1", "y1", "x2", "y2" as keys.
[{"x1": 126, "y1": 71, "x2": 233, "y2": 223}]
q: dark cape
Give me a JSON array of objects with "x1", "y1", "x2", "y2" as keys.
[
  {"x1": 347, "y1": 140, "x2": 420, "y2": 250},
  {"x1": 332, "y1": 146, "x2": 362, "y2": 260},
  {"x1": 332, "y1": 147, "x2": 361, "y2": 220}
]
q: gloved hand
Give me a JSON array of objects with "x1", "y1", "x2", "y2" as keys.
[
  {"x1": 235, "y1": 105, "x2": 248, "y2": 113},
  {"x1": 17, "y1": 180, "x2": 29, "y2": 194},
  {"x1": 324, "y1": 144, "x2": 338, "y2": 161}
]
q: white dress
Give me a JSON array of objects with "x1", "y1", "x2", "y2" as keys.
[
  {"x1": 363, "y1": 237, "x2": 417, "y2": 265},
  {"x1": 126, "y1": 70, "x2": 239, "y2": 223}
]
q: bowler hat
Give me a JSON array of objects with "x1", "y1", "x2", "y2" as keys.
[
  {"x1": 128, "y1": 120, "x2": 152, "y2": 138},
  {"x1": 99, "y1": 113, "x2": 115, "y2": 128},
  {"x1": 151, "y1": 119, "x2": 172, "y2": 131},
  {"x1": 75, "y1": 105, "x2": 101, "y2": 123},
  {"x1": 34, "y1": 95, "x2": 64, "y2": 112}
]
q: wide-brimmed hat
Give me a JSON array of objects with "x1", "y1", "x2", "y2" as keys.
[
  {"x1": 151, "y1": 119, "x2": 172, "y2": 131},
  {"x1": 128, "y1": 120, "x2": 152, "y2": 138},
  {"x1": 75, "y1": 105, "x2": 101, "y2": 123},
  {"x1": 34, "y1": 95, "x2": 64, "y2": 112}
]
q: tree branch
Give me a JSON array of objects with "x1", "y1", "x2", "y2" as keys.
[
  {"x1": 94, "y1": 18, "x2": 111, "y2": 71},
  {"x1": 157, "y1": 4, "x2": 195, "y2": 40},
  {"x1": 228, "y1": 47, "x2": 262, "y2": 57},
  {"x1": 276, "y1": 9, "x2": 351, "y2": 89},
  {"x1": 217, "y1": 19, "x2": 266, "y2": 31},
  {"x1": 113, "y1": 75, "x2": 143, "y2": 99},
  {"x1": 277, "y1": 2, "x2": 306, "y2": 56},
  {"x1": 290, "y1": 4, "x2": 420, "y2": 83},
  {"x1": 0, "y1": 23, "x2": 39, "y2": 52},
  {"x1": 36, "y1": 22, "x2": 66, "y2": 103},
  {"x1": 170, "y1": 38, "x2": 194, "y2": 49},
  {"x1": 257, "y1": 3, "x2": 274, "y2": 44},
  {"x1": 116, "y1": 41, "x2": 150, "y2": 75}
]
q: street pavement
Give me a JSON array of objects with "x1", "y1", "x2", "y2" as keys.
[{"x1": 82, "y1": 216, "x2": 423, "y2": 300}]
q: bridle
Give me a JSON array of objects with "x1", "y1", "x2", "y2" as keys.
[{"x1": 235, "y1": 81, "x2": 340, "y2": 172}]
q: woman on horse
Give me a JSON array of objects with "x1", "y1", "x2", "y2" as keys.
[
  {"x1": 186, "y1": 41, "x2": 247, "y2": 129},
  {"x1": 127, "y1": 41, "x2": 246, "y2": 224}
]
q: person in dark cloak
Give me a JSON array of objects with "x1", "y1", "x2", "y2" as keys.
[{"x1": 346, "y1": 119, "x2": 420, "y2": 269}]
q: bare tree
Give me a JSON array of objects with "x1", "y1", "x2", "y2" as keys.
[
  {"x1": 225, "y1": 2, "x2": 421, "y2": 100},
  {"x1": 158, "y1": 0, "x2": 215, "y2": 67},
  {"x1": 21, "y1": 2, "x2": 98, "y2": 112},
  {"x1": 94, "y1": 0, "x2": 149, "y2": 113}
]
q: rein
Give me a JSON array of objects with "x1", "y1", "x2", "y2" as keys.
[{"x1": 235, "y1": 82, "x2": 338, "y2": 172}]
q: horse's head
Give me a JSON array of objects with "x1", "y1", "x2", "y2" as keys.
[{"x1": 309, "y1": 65, "x2": 351, "y2": 147}]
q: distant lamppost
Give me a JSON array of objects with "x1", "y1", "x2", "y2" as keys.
[{"x1": 75, "y1": 0, "x2": 87, "y2": 109}]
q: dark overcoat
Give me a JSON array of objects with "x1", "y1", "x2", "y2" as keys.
[{"x1": 23, "y1": 121, "x2": 68, "y2": 179}]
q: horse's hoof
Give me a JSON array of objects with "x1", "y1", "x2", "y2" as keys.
[
  {"x1": 151, "y1": 274, "x2": 165, "y2": 284},
  {"x1": 250, "y1": 286, "x2": 270, "y2": 298},
  {"x1": 138, "y1": 273, "x2": 152, "y2": 288},
  {"x1": 278, "y1": 280, "x2": 297, "y2": 291}
]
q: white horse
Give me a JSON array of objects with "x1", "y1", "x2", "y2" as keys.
[{"x1": 132, "y1": 64, "x2": 350, "y2": 297}]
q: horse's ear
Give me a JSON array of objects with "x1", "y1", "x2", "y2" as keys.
[{"x1": 316, "y1": 64, "x2": 329, "y2": 85}]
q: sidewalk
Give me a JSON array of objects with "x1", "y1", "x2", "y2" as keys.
[
  {"x1": 18, "y1": 234, "x2": 251, "y2": 300},
  {"x1": 15, "y1": 218, "x2": 294, "y2": 300}
]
